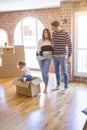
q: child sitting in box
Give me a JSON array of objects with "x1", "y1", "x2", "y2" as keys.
[{"x1": 17, "y1": 60, "x2": 32, "y2": 81}]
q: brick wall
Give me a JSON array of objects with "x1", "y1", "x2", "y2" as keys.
[{"x1": 0, "y1": 0, "x2": 87, "y2": 82}]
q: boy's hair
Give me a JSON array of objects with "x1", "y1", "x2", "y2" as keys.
[
  {"x1": 51, "y1": 20, "x2": 60, "y2": 27},
  {"x1": 17, "y1": 60, "x2": 26, "y2": 66}
]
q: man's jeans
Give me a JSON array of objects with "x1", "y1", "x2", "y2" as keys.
[
  {"x1": 39, "y1": 59, "x2": 51, "y2": 86},
  {"x1": 53, "y1": 56, "x2": 68, "y2": 89}
]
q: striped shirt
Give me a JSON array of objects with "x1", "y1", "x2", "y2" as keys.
[{"x1": 52, "y1": 30, "x2": 72, "y2": 57}]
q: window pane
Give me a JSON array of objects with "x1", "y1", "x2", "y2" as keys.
[
  {"x1": 78, "y1": 49, "x2": 87, "y2": 73},
  {"x1": 74, "y1": 12, "x2": 87, "y2": 76},
  {"x1": 14, "y1": 21, "x2": 22, "y2": 45},
  {"x1": 25, "y1": 48, "x2": 39, "y2": 69},
  {"x1": 78, "y1": 16, "x2": 87, "y2": 49},
  {"x1": 22, "y1": 18, "x2": 36, "y2": 47},
  {"x1": 0, "y1": 29, "x2": 8, "y2": 47},
  {"x1": 37, "y1": 20, "x2": 44, "y2": 41}
]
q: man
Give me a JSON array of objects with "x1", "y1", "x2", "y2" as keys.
[{"x1": 51, "y1": 20, "x2": 72, "y2": 94}]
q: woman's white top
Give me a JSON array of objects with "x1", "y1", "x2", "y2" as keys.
[{"x1": 37, "y1": 39, "x2": 52, "y2": 61}]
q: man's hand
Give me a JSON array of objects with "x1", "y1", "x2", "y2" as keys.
[{"x1": 67, "y1": 57, "x2": 71, "y2": 64}]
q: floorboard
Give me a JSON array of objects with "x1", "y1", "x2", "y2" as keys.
[{"x1": 0, "y1": 72, "x2": 87, "y2": 130}]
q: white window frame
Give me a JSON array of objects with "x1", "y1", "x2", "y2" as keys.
[{"x1": 74, "y1": 12, "x2": 87, "y2": 77}]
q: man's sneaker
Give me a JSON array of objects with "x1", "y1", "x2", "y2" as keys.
[{"x1": 51, "y1": 86, "x2": 60, "y2": 91}]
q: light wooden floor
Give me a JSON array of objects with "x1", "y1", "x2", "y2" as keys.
[{"x1": 0, "y1": 72, "x2": 87, "y2": 130}]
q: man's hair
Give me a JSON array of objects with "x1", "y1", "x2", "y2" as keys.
[{"x1": 51, "y1": 20, "x2": 60, "y2": 27}]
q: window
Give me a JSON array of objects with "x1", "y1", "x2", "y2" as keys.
[
  {"x1": 14, "y1": 16, "x2": 44, "y2": 69},
  {"x1": 0, "y1": 28, "x2": 8, "y2": 47},
  {"x1": 74, "y1": 12, "x2": 87, "y2": 77}
]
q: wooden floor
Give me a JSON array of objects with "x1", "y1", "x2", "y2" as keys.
[{"x1": 0, "y1": 72, "x2": 87, "y2": 130}]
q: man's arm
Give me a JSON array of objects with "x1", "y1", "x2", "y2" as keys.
[{"x1": 65, "y1": 32, "x2": 72, "y2": 63}]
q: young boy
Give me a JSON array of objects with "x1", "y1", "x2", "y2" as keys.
[{"x1": 17, "y1": 60, "x2": 32, "y2": 81}]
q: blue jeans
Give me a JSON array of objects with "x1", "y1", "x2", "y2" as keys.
[
  {"x1": 39, "y1": 59, "x2": 51, "y2": 86},
  {"x1": 53, "y1": 56, "x2": 68, "y2": 89}
]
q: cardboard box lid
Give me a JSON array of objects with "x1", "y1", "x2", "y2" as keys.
[
  {"x1": 13, "y1": 77, "x2": 42, "y2": 88},
  {"x1": 31, "y1": 78, "x2": 42, "y2": 85}
]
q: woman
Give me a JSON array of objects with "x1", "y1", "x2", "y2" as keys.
[{"x1": 36, "y1": 28, "x2": 53, "y2": 93}]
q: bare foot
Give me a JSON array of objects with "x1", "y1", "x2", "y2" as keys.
[{"x1": 43, "y1": 87, "x2": 47, "y2": 93}]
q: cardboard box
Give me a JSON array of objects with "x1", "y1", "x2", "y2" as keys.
[
  {"x1": 13, "y1": 77, "x2": 42, "y2": 97},
  {"x1": 3, "y1": 47, "x2": 14, "y2": 54},
  {"x1": 0, "y1": 66, "x2": 21, "y2": 77},
  {"x1": 0, "y1": 47, "x2": 3, "y2": 56},
  {"x1": 2, "y1": 53, "x2": 25, "y2": 66},
  {"x1": 15, "y1": 45, "x2": 25, "y2": 54}
]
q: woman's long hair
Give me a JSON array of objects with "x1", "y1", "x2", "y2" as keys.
[{"x1": 42, "y1": 28, "x2": 53, "y2": 45}]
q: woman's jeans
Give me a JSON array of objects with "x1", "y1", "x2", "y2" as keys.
[
  {"x1": 39, "y1": 59, "x2": 51, "y2": 86},
  {"x1": 53, "y1": 56, "x2": 68, "y2": 89}
]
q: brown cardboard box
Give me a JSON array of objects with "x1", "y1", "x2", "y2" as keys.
[
  {"x1": 13, "y1": 77, "x2": 42, "y2": 97},
  {"x1": 0, "y1": 45, "x2": 25, "y2": 78},
  {"x1": 3, "y1": 47, "x2": 14, "y2": 54},
  {"x1": 0, "y1": 66, "x2": 21, "y2": 77},
  {"x1": 2, "y1": 53, "x2": 25, "y2": 66},
  {"x1": 15, "y1": 45, "x2": 25, "y2": 54},
  {"x1": 0, "y1": 47, "x2": 3, "y2": 56}
]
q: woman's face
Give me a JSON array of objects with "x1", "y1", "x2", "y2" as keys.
[{"x1": 43, "y1": 31, "x2": 49, "y2": 39}]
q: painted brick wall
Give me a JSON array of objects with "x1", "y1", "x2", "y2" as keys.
[{"x1": 0, "y1": 0, "x2": 87, "y2": 82}]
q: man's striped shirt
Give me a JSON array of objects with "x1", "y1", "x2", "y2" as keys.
[{"x1": 52, "y1": 30, "x2": 72, "y2": 57}]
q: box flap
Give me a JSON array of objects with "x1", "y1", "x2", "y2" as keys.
[
  {"x1": 31, "y1": 78, "x2": 42, "y2": 85},
  {"x1": 13, "y1": 79, "x2": 30, "y2": 88}
]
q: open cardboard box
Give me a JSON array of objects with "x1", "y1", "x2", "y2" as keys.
[
  {"x1": 13, "y1": 77, "x2": 42, "y2": 97},
  {"x1": 3, "y1": 46, "x2": 14, "y2": 54}
]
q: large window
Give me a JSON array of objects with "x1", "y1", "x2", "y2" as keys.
[
  {"x1": 74, "y1": 12, "x2": 87, "y2": 77},
  {"x1": 0, "y1": 29, "x2": 8, "y2": 66},
  {"x1": 14, "y1": 16, "x2": 44, "y2": 69},
  {"x1": 0, "y1": 28, "x2": 8, "y2": 47}
]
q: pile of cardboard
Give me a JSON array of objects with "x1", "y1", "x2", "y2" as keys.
[{"x1": 0, "y1": 45, "x2": 25, "y2": 77}]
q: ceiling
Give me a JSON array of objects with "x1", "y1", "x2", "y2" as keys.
[{"x1": 0, "y1": 0, "x2": 81, "y2": 12}]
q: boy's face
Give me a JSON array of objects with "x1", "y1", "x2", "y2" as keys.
[{"x1": 19, "y1": 65, "x2": 23, "y2": 69}]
